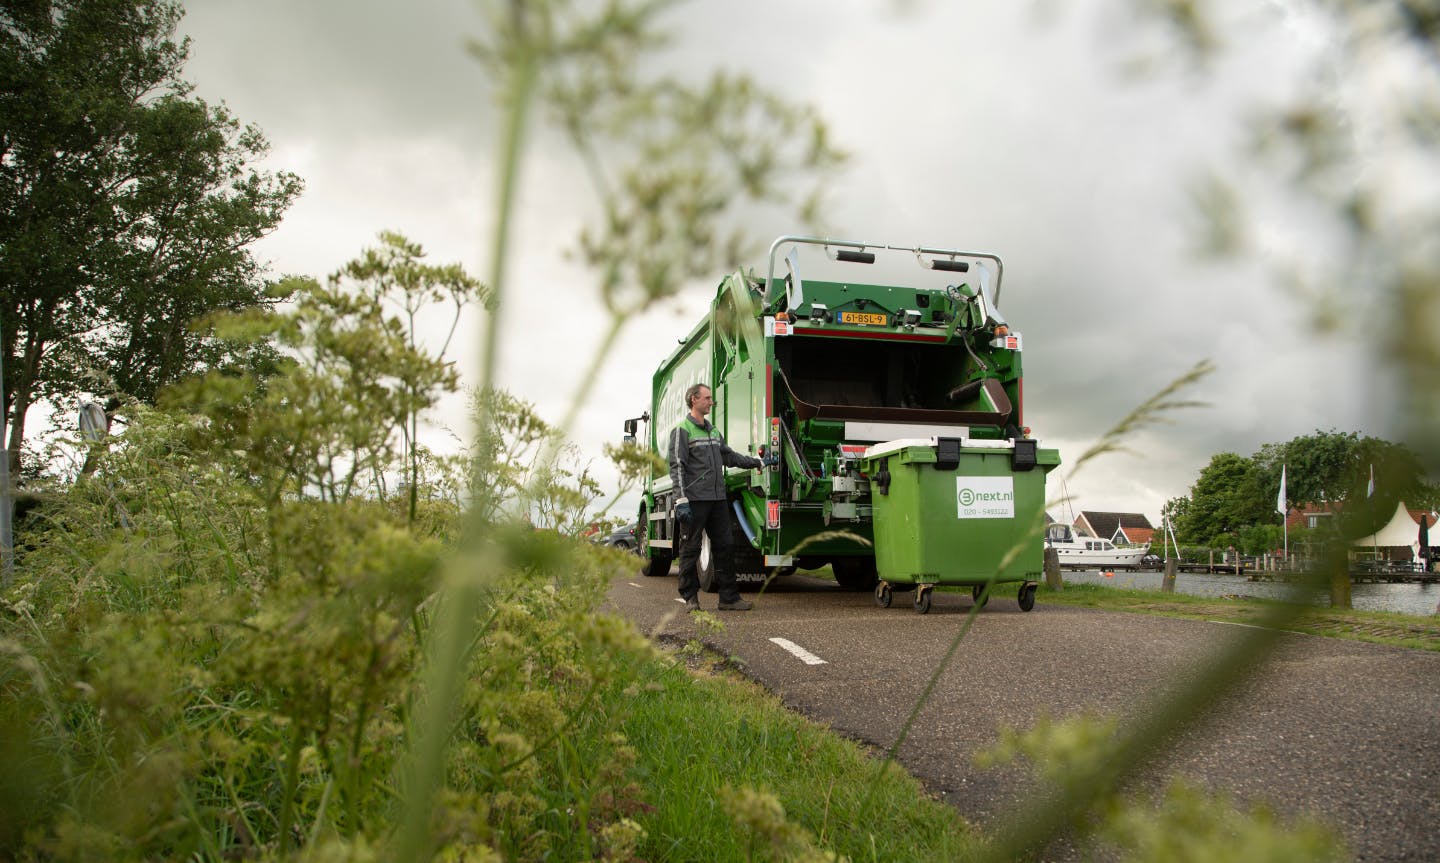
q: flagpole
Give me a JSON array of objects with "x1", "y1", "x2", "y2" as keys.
[
  {"x1": 1369, "y1": 464, "x2": 1377, "y2": 565},
  {"x1": 1276, "y1": 464, "x2": 1288, "y2": 571}
]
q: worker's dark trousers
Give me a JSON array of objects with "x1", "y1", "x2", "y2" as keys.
[{"x1": 676, "y1": 499, "x2": 742, "y2": 604}]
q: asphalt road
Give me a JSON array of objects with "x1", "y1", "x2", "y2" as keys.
[{"x1": 604, "y1": 569, "x2": 1440, "y2": 862}]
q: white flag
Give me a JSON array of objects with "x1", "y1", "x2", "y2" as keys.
[
  {"x1": 1367, "y1": 464, "x2": 1375, "y2": 498},
  {"x1": 1276, "y1": 465, "x2": 1287, "y2": 516}
]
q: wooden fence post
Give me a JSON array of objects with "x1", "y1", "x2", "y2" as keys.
[{"x1": 1044, "y1": 547, "x2": 1062, "y2": 591}]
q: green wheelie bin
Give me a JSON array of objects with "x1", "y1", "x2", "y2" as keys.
[{"x1": 862, "y1": 436, "x2": 1060, "y2": 613}]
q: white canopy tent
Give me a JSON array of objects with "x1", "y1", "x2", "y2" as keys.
[{"x1": 1351, "y1": 500, "x2": 1436, "y2": 560}]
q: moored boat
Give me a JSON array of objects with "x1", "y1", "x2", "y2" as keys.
[{"x1": 1044, "y1": 523, "x2": 1148, "y2": 569}]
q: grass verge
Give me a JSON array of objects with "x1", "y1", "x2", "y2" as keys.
[
  {"x1": 1038, "y1": 582, "x2": 1440, "y2": 652},
  {"x1": 603, "y1": 642, "x2": 973, "y2": 862}
]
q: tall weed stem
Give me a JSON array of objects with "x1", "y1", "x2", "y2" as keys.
[
  {"x1": 277, "y1": 719, "x2": 306, "y2": 858},
  {"x1": 393, "y1": 10, "x2": 540, "y2": 856}
]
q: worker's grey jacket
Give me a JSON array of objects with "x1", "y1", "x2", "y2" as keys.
[{"x1": 668, "y1": 414, "x2": 763, "y2": 502}]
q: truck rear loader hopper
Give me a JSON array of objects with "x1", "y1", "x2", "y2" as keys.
[{"x1": 624, "y1": 236, "x2": 1060, "y2": 613}]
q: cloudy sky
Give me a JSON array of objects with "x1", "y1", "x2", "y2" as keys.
[{"x1": 174, "y1": 0, "x2": 1393, "y2": 526}]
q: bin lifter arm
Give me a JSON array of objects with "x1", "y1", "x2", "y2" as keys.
[{"x1": 771, "y1": 366, "x2": 816, "y2": 498}]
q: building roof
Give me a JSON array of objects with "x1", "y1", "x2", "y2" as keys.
[
  {"x1": 1118, "y1": 526, "x2": 1155, "y2": 546},
  {"x1": 1075, "y1": 511, "x2": 1153, "y2": 539}
]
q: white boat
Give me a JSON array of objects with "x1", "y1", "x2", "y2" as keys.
[{"x1": 1044, "y1": 523, "x2": 1149, "y2": 570}]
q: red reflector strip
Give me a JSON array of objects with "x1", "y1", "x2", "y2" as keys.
[
  {"x1": 766, "y1": 500, "x2": 780, "y2": 529},
  {"x1": 838, "y1": 445, "x2": 867, "y2": 458}
]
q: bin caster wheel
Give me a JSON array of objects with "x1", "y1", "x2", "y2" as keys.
[
  {"x1": 875, "y1": 582, "x2": 893, "y2": 609},
  {"x1": 914, "y1": 585, "x2": 933, "y2": 615},
  {"x1": 1018, "y1": 582, "x2": 1037, "y2": 612},
  {"x1": 971, "y1": 583, "x2": 989, "y2": 609}
]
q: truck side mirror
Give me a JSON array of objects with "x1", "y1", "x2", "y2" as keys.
[
  {"x1": 623, "y1": 418, "x2": 638, "y2": 436},
  {"x1": 623, "y1": 434, "x2": 636, "y2": 445}
]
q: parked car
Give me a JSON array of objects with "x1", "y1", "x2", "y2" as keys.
[{"x1": 599, "y1": 522, "x2": 641, "y2": 554}]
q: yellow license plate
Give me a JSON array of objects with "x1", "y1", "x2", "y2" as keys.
[{"x1": 839, "y1": 311, "x2": 887, "y2": 326}]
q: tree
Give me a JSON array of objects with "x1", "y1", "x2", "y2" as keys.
[
  {"x1": 1160, "y1": 495, "x2": 1189, "y2": 532},
  {"x1": 1175, "y1": 451, "x2": 1259, "y2": 545},
  {"x1": 1254, "y1": 430, "x2": 1434, "y2": 534},
  {"x1": 1254, "y1": 430, "x2": 1367, "y2": 507},
  {"x1": 0, "y1": 0, "x2": 301, "y2": 476},
  {"x1": 1174, "y1": 432, "x2": 1435, "y2": 546}
]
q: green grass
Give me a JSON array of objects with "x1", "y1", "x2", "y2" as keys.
[
  {"x1": 1038, "y1": 582, "x2": 1440, "y2": 652},
  {"x1": 604, "y1": 648, "x2": 974, "y2": 862}
]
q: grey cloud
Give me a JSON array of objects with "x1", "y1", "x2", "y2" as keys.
[{"x1": 170, "y1": 0, "x2": 1391, "y2": 523}]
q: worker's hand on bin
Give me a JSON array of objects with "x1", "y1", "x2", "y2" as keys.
[{"x1": 676, "y1": 501, "x2": 692, "y2": 524}]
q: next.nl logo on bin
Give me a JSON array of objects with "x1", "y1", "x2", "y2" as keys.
[{"x1": 956, "y1": 477, "x2": 1015, "y2": 519}]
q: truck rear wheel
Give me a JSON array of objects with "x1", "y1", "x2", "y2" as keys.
[
  {"x1": 691, "y1": 498, "x2": 771, "y2": 593},
  {"x1": 697, "y1": 512, "x2": 767, "y2": 593},
  {"x1": 832, "y1": 557, "x2": 879, "y2": 591},
  {"x1": 697, "y1": 532, "x2": 718, "y2": 593}
]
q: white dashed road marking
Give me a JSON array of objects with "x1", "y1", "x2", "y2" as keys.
[{"x1": 769, "y1": 637, "x2": 828, "y2": 666}]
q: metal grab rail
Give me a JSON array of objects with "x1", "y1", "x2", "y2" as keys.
[{"x1": 763, "y1": 235, "x2": 1005, "y2": 308}]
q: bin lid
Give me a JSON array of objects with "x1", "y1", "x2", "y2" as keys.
[
  {"x1": 864, "y1": 436, "x2": 1022, "y2": 459},
  {"x1": 863, "y1": 438, "x2": 937, "y2": 459},
  {"x1": 958, "y1": 439, "x2": 1016, "y2": 451}
]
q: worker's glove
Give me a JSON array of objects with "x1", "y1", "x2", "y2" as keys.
[
  {"x1": 761, "y1": 452, "x2": 781, "y2": 468},
  {"x1": 675, "y1": 501, "x2": 692, "y2": 524}
]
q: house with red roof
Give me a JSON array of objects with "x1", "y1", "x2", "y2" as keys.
[
  {"x1": 1074, "y1": 511, "x2": 1154, "y2": 547},
  {"x1": 1283, "y1": 501, "x2": 1344, "y2": 532}
]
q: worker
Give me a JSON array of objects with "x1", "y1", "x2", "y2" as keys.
[{"x1": 669, "y1": 383, "x2": 778, "y2": 611}]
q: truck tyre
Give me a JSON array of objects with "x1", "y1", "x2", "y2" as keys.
[
  {"x1": 697, "y1": 532, "x2": 718, "y2": 593},
  {"x1": 832, "y1": 557, "x2": 879, "y2": 591},
  {"x1": 696, "y1": 503, "x2": 767, "y2": 593},
  {"x1": 639, "y1": 504, "x2": 672, "y2": 578}
]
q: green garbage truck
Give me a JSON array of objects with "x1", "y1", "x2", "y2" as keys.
[{"x1": 622, "y1": 236, "x2": 1061, "y2": 613}]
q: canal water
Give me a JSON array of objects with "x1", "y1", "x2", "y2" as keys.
[{"x1": 1061, "y1": 569, "x2": 1440, "y2": 616}]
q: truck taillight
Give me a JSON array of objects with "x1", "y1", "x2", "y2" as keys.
[{"x1": 766, "y1": 500, "x2": 780, "y2": 529}]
